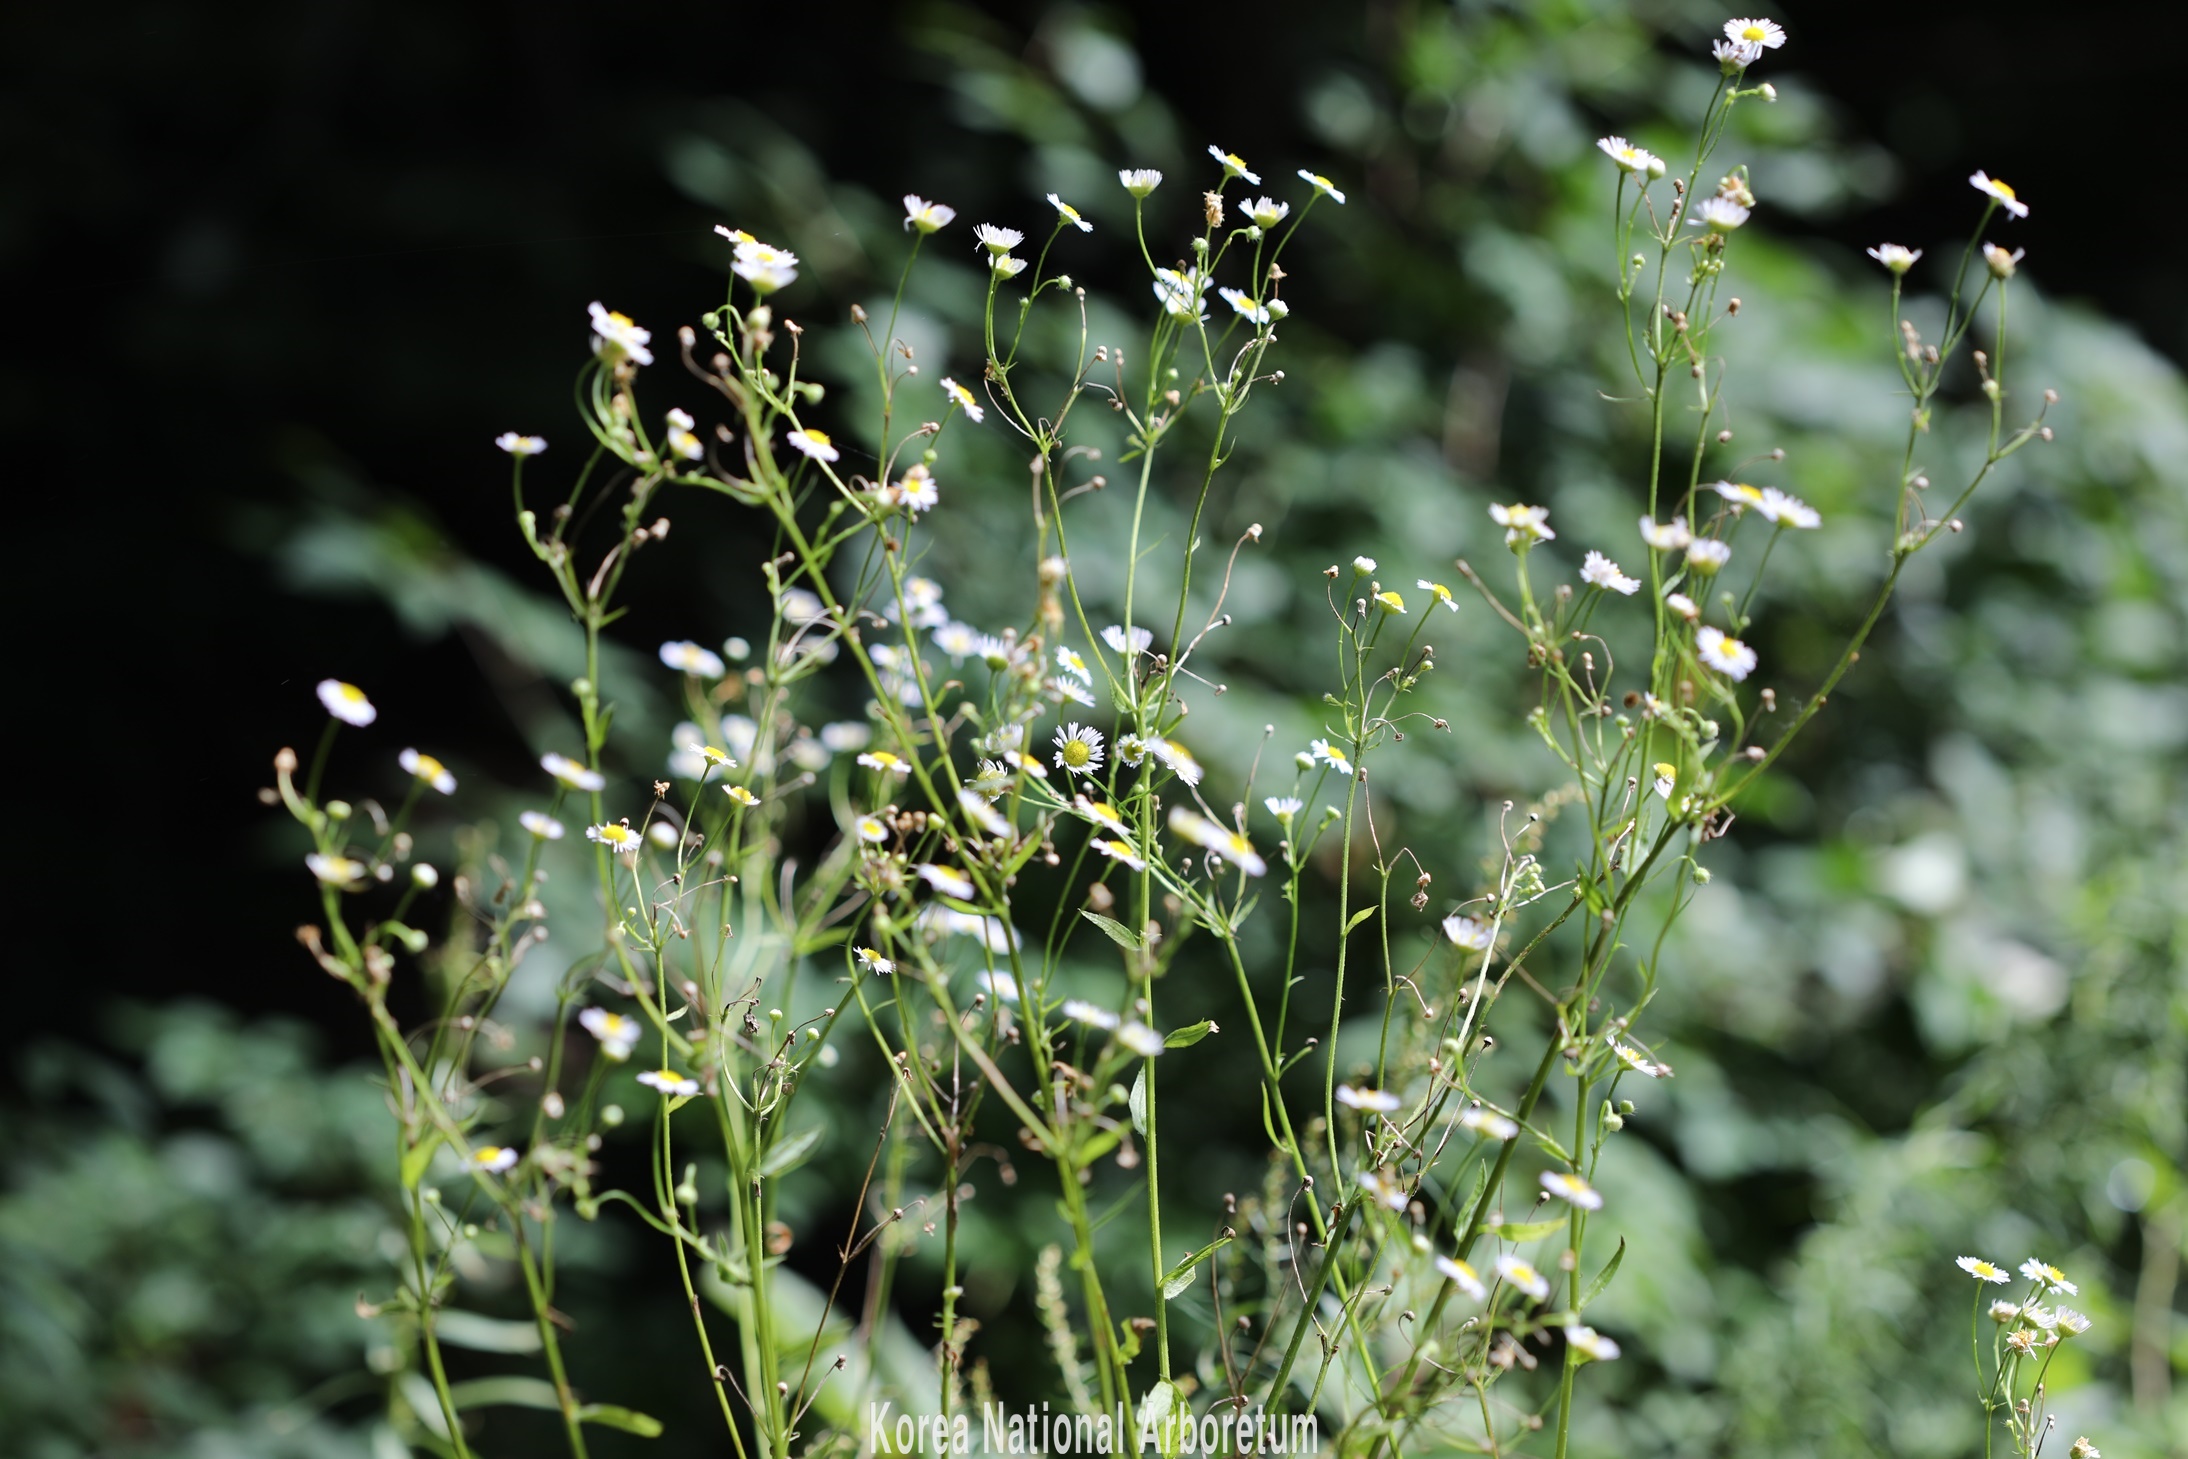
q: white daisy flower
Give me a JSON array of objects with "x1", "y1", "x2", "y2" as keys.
[
  {"x1": 1696, "y1": 626, "x2": 1757, "y2": 681},
  {"x1": 1665, "y1": 592, "x2": 1700, "y2": 620},
  {"x1": 1061, "y1": 998, "x2": 1120, "y2": 1030},
  {"x1": 1581, "y1": 551, "x2": 1641, "y2": 595},
  {"x1": 1867, "y1": 243, "x2": 1922, "y2": 275},
  {"x1": 729, "y1": 239, "x2": 799, "y2": 294},
  {"x1": 663, "y1": 415, "x2": 703, "y2": 462},
  {"x1": 1713, "y1": 480, "x2": 1767, "y2": 510},
  {"x1": 1092, "y1": 837, "x2": 1146, "y2": 872},
  {"x1": 939, "y1": 376, "x2": 985, "y2": 423},
  {"x1": 2019, "y1": 1259, "x2": 2078, "y2": 1294},
  {"x1": 1167, "y1": 806, "x2": 1266, "y2": 877},
  {"x1": 1489, "y1": 502, "x2": 1554, "y2": 545},
  {"x1": 1295, "y1": 169, "x2": 1347, "y2": 204},
  {"x1": 1651, "y1": 763, "x2": 1679, "y2": 801},
  {"x1": 588, "y1": 821, "x2": 642, "y2": 854},
  {"x1": 1639, "y1": 515, "x2": 1692, "y2": 551},
  {"x1": 1957, "y1": 1256, "x2": 2011, "y2": 1284},
  {"x1": 1241, "y1": 196, "x2": 1289, "y2": 228},
  {"x1": 400, "y1": 749, "x2": 457, "y2": 795},
  {"x1": 1722, "y1": 17, "x2": 1786, "y2": 49},
  {"x1": 1358, "y1": 1170, "x2": 1408, "y2": 1212},
  {"x1": 857, "y1": 750, "x2": 911, "y2": 776},
  {"x1": 1435, "y1": 1255, "x2": 1487, "y2": 1300},
  {"x1": 820, "y1": 722, "x2": 871, "y2": 752},
  {"x1": 1265, "y1": 796, "x2": 1303, "y2": 823},
  {"x1": 1374, "y1": 590, "x2": 1407, "y2": 614},
  {"x1": 894, "y1": 462, "x2": 939, "y2": 516},
  {"x1": 958, "y1": 787, "x2": 1012, "y2": 839},
  {"x1": 1310, "y1": 738, "x2": 1354, "y2": 776},
  {"x1": 855, "y1": 813, "x2": 889, "y2": 844},
  {"x1": 541, "y1": 752, "x2": 606, "y2": 792},
  {"x1": 1102, "y1": 623, "x2": 1154, "y2": 655},
  {"x1": 588, "y1": 302, "x2": 653, "y2": 365},
  {"x1": 1056, "y1": 645, "x2": 1092, "y2": 684},
  {"x1": 1336, "y1": 1085, "x2": 1401, "y2": 1113},
  {"x1": 1118, "y1": 168, "x2": 1164, "y2": 198},
  {"x1": 1712, "y1": 38, "x2": 1763, "y2": 70},
  {"x1": 2053, "y1": 1308, "x2": 2091, "y2": 1336},
  {"x1": 991, "y1": 254, "x2": 1028, "y2": 279},
  {"x1": 1152, "y1": 267, "x2": 1211, "y2": 321},
  {"x1": 974, "y1": 223, "x2": 1023, "y2": 255},
  {"x1": 1207, "y1": 146, "x2": 1260, "y2": 184},
  {"x1": 637, "y1": 1068, "x2": 700, "y2": 1098},
  {"x1": 1046, "y1": 193, "x2": 1092, "y2": 232},
  {"x1": 1002, "y1": 749, "x2": 1049, "y2": 780},
  {"x1": 1218, "y1": 286, "x2": 1271, "y2": 326},
  {"x1": 1969, "y1": 171, "x2": 2029, "y2": 219},
  {"x1": 1689, "y1": 196, "x2": 1751, "y2": 232},
  {"x1": 1756, "y1": 488, "x2": 1820, "y2": 529},
  {"x1": 660, "y1": 640, "x2": 727, "y2": 677},
  {"x1": 1495, "y1": 1253, "x2": 1551, "y2": 1302},
  {"x1": 855, "y1": 946, "x2": 895, "y2": 975},
  {"x1": 520, "y1": 810, "x2": 565, "y2": 840},
  {"x1": 1595, "y1": 136, "x2": 1662, "y2": 176},
  {"x1": 1116, "y1": 1021, "x2": 1165, "y2": 1058},
  {"x1": 1983, "y1": 243, "x2": 2025, "y2": 280},
  {"x1": 1416, "y1": 579, "x2": 1460, "y2": 613},
  {"x1": 934, "y1": 621, "x2": 980, "y2": 663},
  {"x1": 1541, "y1": 1170, "x2": 1604, "y2": 1210},
  {"x1": 1053, "y1": 722, "x2": 1107, "y2": 778},
  {"x1": 902, "y1": 195, "x2": 956, "y2": 233},
  {"x1": 1151, "y1": 738, "x2": 1203, "y2": 787},
  {"x1": 579, "y1": 1007, "x2": 640, "y2": 1060},
  {"x1": 1565, "y1": 1324, "x2": 1621, "y2": 1362},
  {"x1": 317, "y1": 679, "x2": 377, "y2": 727},
  {"x1": 916, "y1": 863, "x2": 977, "y2": 900},
  {"x1": 1115, "y1": 734, "x2": 1149, "y2": 768},
  {"x1": 724, "y1": 785, "x2": 760, "y2": 807},
  {"x1": 779, "y1": 587, "x2": 830, "y2": 625},
  {"x1": 1052, "y1": 676, "x2": 1095, "y2": 707},
  {"x1": 1073, "y1": 796, "x2": 1131, "y2": 837},
  {"x1": 471, "y1": 1146, "x2": 520, "y2": 1174},
  {"x1": 495, "y1": 432, "x2": 548, "y2": 457},
  {"x1": 978, "y1": 969, "x2": 1020, "y2": 1004},
  {"x1": 1460, "y1": 1106, "x2": 1520, "y2": 1140},
  {"x1": 306, "y1": 853, "x2": 367, "y2": 890},
  {"x1": 785, "y1": 428, "x2": 838, "y2": 463},
  {"x1": 1443, "y1": 914, "x2": 1494, "y2": 951},
  {"x1": 1685, "y1": 539, "x2": 1732, "y2": 574}
]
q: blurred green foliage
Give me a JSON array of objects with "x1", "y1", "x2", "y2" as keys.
[{"x1": 6, "y1": 1, "x2": 2180, "y2": 1455}]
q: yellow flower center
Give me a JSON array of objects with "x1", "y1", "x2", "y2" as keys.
[
  {"x1": 1991, "y1": 179, "x2": 2016, "y2": 200},
  {"x1": 800, "y1": 429, "x2": 831, "y2": 446},
  {"x1": 413, "y1": 755, "x2": 444, "y2": 778},
  {"x1": 1060, "y1": 741, "x2": 1092, "y2": 768},
  {"x1": 1740, "y1": 23, "x2": 1767, "y2": 39},
  {"x1": 607, "y1": 311, "x2": 634, "y2": 327},
  {"x1": 336, "y1": 684, "x2": 364, "y2": 703}
]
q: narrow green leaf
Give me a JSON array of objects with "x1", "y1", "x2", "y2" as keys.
[
  {"x1": 400, "y1": 1131, "x2": 443, "y2": 1190},
  {"x1": 1580, "y1": 1236, "x2": 1626, "y2": 1310},
  {"x1": 445, "y1": 1376, "x2": 562, "y2": 1412},
  {"x1": 1160, "y1": 1233, "x2": 1235, "y2": 1300},
  {"x1": 1128, "y1": 1067, "x2": 1148, "y2": 1135},
  {"x1": 578, "y1": 1403, "x2": 665, "y2": 1438},
  {"x1": 1344, "y1": 905, "x2": 1377, "y2": 934},
  {"x1": 433, "y1": 1310, "x2": 543, "y2": 1354},
  {"x1": 1489, "y1": 1217, "x2": 1567, "y2": 1243},
  {"x1": 757, "y1": 1124, "x2": 824, "y2": 1180},
  {"x1": 1080, "y1": 909, "x2": 1143, "y2": 951},
  {"x1": 1164, "y1": 1020, "x2": 1218, "y2": 1049}
]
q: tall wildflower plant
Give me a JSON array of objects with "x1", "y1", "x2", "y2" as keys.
[{"x1": 274, "y1": 20, "x2": 2100, "y2": 1457}]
